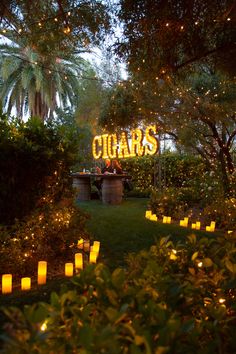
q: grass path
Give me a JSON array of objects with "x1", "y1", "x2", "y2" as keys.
[
  {"x1": 78, "y1": 198, "x2": 216, "y2": 269},
  {"x1": 0, "y1": 198, "x2": 222, "y2": 317}
]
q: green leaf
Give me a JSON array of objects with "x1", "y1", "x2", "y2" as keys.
[
  {"x1": 105, "y1": 307, "x2": 119, "y2": 322},
  {"x1": 187, "y1": 234, "x2": 196, "y2": 244},
  {"x1": 160, "y1": 236, "x2": 170, "y2": 247},
  {"x1": 24, "y1": 304, "x2": 48, "y2": 323},
  {"x1": 203, "y1": 258, "x2": 213, "y2": 267},
  {"x1": 225, "y1": 259, "x2": 234, "y2": 273},
  {"x1": 112, "y1": 268, "x2": 125, "y2": 289},
  {"x1": 79, "y1": 325, "x2": 93, "y2": 348},
  {"x1": 106, "y1": 289, "x2": 119, "y2": 306},
  {"x1": 188, "y1": 267, "x2": 196, "y2": 275},
  {"x1": 134, "y1": 335, "x2": 145, "y2": 345},
  {"x1": 191, "y1": 251, "x2": 198, "y2": 261},
  {"x1": 155, "y1": 347, "x2": 169, "y2": 354},
  {"x1": 50, "y1": 292, "x2": 60, "y2": 307}
]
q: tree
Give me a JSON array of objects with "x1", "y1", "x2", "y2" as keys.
[
  {"x1": 0, "y1": 1, "x2": 111, "y2": 57},
  {"x1": 0, "y1": 36, "x2": 88, "y2": 120},
  {"x1": 99, "y1": 71, "x2": 236, "y2": 196},
  {"x1": 106, "y1": 0, "x2": 236, "y2": 196},
  {"x1": 0, "y1": 0, "x2": 111, "y2": 120},
  {"x1": 117, "y1": 0, "x2": 236, "y2": 80}
]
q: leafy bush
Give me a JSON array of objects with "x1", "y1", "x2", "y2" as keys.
[
  {"x1": 121, "y1": 153, "x2": 206, "y2": 193},
  {"x1": 0, "y1": 113, "x2": 79, "y2": 224},
  {"x1": 149, "y1": 186, "x2": 201, "y2": 219},
  {"x1": 1, "y1": 233, "x2": 236, "y2": 353},
  {"x1": 0, "y1": 200, "x2": 89, "y2": 278},
  {"x1": 0, "y1": 112, "x2": 90, "y2": 277},
  {"x1": 149, "y1": 168, "x2": 235, "y2": 228},
  {"x1": 202, "y1": 197, "x2": 236, "y2": 229}
]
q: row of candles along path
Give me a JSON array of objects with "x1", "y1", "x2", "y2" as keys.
[
  {"x1": 145, "y1": 211, "x2": 216, "y2": 232},
  {"x1": 1, "y1": 240, "x2": 100, "y2": 295}
]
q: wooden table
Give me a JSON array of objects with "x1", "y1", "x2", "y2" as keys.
[{"x1": 71, "y1": 173, "x2": 129, "y2": 204}]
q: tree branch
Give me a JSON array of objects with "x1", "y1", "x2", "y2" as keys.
[{"x1": 175, "y1": 42, "x2": 236, "y2": 71}]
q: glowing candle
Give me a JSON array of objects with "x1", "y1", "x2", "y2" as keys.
[
  {"x1": 180, "y1": 219, "x2": 188, "y2": 227},
  {"x1": 196, "y1": 221, "x2": 201, "y2": 230},
  {"x1": 210, "y1": 221, "x2": 216, "y2": 232},
  {"x1": 75, "y1": 253, "x2": 83, "y2": 270},
  {"x1": 77, "y1": 239, "x2": 83, "y2": 249},
  {"x1": 83, "y1": 240, "x2": 90, "y2": 252},
  {"x1": 89, "y1": 251, "x2": 97, "y2": 264},
  {"x1": 2, "y1": 274, "x2": 12, "y2": 294},
  {"x1": 37, "y1": 261, "x2": 47, "y2": 285},
  {"x1": 93, "y1": 241, "x2": 100, "y2": 253},
  {"x1": 163, "y1": 216, "x2": 167, "y2": 223},
  {"x1": 21, "y1": 277, "x2": 31, "y2": 291},
  {"x1": 191, "y1": 223, "x2": 196, "y2": 229},
  {"x1": 150, "y1": 214, "x2": 157, "y2": 221},
  {"x1": 65, "y1": 263, "x2": 73, "y2": 277},
  {"x1": 145, "y1": 211, "x2": 152, "y2": 219}
]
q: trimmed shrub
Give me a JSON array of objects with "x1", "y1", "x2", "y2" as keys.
[
  {"x1": 0, "y1": 114, "x2": 78, "y2": 224},
  {"x1": 121, "y1": 153, "x2": 206, "y2": 194}
]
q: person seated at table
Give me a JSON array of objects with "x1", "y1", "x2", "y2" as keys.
[
  {"x1": 112, "y1": 159, "x2": 123, "y2": 174},
  {"x1": 95, "y1": 159, "x2": 113, "y2": 174},
  {"x1": 94, "y1": 159, "x2": 113, "y2": 196},
  {"x1": 112, "y1": 159, "x2": 133, "y2": 191}
]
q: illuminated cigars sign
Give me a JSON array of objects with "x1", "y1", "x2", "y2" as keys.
[{"x1": 92, "y1": 125, "x2": 159, "y2": 159}]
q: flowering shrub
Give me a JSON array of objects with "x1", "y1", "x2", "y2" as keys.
[{"x1": 1, "y1": 233, "x2": 236, "y2": 353}]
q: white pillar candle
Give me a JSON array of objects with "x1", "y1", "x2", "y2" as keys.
[
  {"x1": 21, "y1": 277, "x2": 31, "y2": 291},
  {"x1": 65, "y1": 263, "x2": 74, "y2": 277},
  {"x1": 150, "y1": 214, "x2": 157, "y2": 221},
  {"x1": 89, "y1": 251, "x2": 97, "y2": 264},
  {"x1": 145, "y1": 211, "x2": 152, "y2": 219},
  {"x1": 37, "y1": 261, "x2": 47, "y2": 285},
  {"x1": 2, "y1": 274, "x2": 12, "y2": 294},
  {"x1": 93, "y1": 241, "x2": 100, "y2": 253},
  {"x1": 196, "y1": 221, "x2": 201, "y2": 230},
  {"x1": 75, "y1": 253, "x2": 83, "y2": 270},
  {"x1": 210, "y1": 221, "x2": 216, "y2": 231}
]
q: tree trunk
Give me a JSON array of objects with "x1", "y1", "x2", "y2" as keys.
[{"x1": 218, "y1": 150, "x2": 231, "y2": 197}]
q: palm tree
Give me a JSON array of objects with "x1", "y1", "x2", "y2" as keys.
[{"x1": 0, "y1": 35, "x2": 87, "y2": 120}]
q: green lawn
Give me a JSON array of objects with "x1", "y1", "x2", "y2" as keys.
[
  {"x1": 0, "y1": 198, "x2": 223, "y2": 324},
  {"x1": 78, "y1": 198, "x2": 220, "y2": 269}
]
